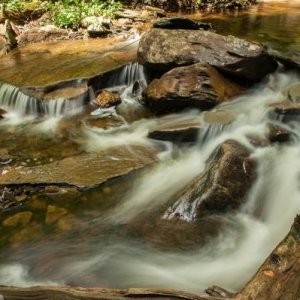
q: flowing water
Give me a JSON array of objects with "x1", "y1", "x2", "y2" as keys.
[{"x1": 0, "y1": 0, "x2": 300, "y2": 295}]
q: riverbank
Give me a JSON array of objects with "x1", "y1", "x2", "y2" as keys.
[{"x1": 0, "y1": 0, "x2": 257, "y2": 55}]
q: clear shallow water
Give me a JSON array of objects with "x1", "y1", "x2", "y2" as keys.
[
  {"x1": 187, "y1": 0, "x2": 300, "y2": 54},
  {"x1": 0, "y1": 0, "x2": 300, "y2": 294}
]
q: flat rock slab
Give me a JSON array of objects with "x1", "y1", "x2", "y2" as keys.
[
  {"x1": 148, "y1": 121, "x2": 202, "y2": 143},
  {"x1": 0, "y1": 146, "x2": 157, "y2": 189},
  {"x1": 0, "y1": 286, "x2": 223, "y2": 300},
  {"x1": 138, "y1": 29, "x2": 277, "y2": 83},
  {"x1": 0, "y1": 37, "x2": 138, "y2": 87}
]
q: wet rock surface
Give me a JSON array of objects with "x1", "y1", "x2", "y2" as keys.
[
  {"x1": 165, "y1": 140, "x2": 256, "y2": 220},
  {"x1": 272, "y1": 52, "x2": 300, "y2": 72},
  {"x1": 138, "y1": 29, "x2": 277, "y2": 83},
  {"x1": 94, "y1": 90, "x2": 122, "y2": 108},
  {"x1": 132, "y1": 140, "x2": 256, "y2": 250},
  {"x1": 143, "y1": 64, "x2": 243, "y2": 114},
  {"x1": 0, "y1": 146, "x2": 158, "y2": 189},
  {"x1": 148, "y1": 121, "x2": 202, "y2": 143},
  {"x1": 267, "y1": 123, "x2": 292, "y2": 144},
  {"x1": 270, "y1": 100, "x2": 300, "y2": 123},
  {"x1": 0, "y1": 38, "x2": 138, "y2": 87}
]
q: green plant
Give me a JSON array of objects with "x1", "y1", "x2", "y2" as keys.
[{"x1": 46, "y1": 0, "x2": 122, "y2": 29}]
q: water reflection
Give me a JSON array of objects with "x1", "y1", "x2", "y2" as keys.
[{"x1": 186, "y1": 0, "x2": 300, "y2": 53}]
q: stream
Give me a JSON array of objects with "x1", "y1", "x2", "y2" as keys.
[{"x1": 0, "y1": 0, "x2": 299, "y2": 294}]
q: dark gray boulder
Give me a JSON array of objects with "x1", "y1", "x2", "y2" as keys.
[{"x1": 138, "y1": 29, "x2": 278, "y2": 84}]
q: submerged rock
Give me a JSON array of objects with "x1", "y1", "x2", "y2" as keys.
[
  {"x1": 143, "y1": 64, "x2": 243, "y2": 114},
  {"x1": 2, "y1": 211, "x2": 32, "y2": 227},
  {"x1": 138, "y1": 29, "x2": 277, "y2": 83},
  {"x1": 94, "y1": 90, "x2": 121, "y2": 108},
  {"x1": 45, "y1": 205, "x2": 68, "y2": 224},
  {"x1": 0, "y1": 146, "x2": 158, "y2": 189}
]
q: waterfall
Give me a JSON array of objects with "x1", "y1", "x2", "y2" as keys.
[
  {"x1": 105, "y1": 62, "x2": 147, "y2": 88},
  {"x1": 0, "y1": 82, "x2": 88, "y2": 117}
]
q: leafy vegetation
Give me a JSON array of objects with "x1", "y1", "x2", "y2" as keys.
[
  {"x1": 0, "y1": 0, "x2": 123, "y2": 29},
  {"x1": 47, "y1": 0, "x2": 123, "y2": 29}
]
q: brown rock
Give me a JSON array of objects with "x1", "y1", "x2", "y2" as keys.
[
  {"x1": 133, "y1": 140, "x2": 256, "y2": 250},
  {"x1": 0, "y1": 285, "x2": 221, "y2": 300},
  {"x1": 268, "y1": 123, "x2": 292, "y2": 144},
  {"x1": 2, "y1": 211, "x2": 33, "y2": 227},
  {"x1": 17, "y1": 26, "x2": 69, "y2": 46},
  {"x1": 45, "y1": 205, "x2": 68, "y2": 224},
  {"x1": 95, "y1": 90, "x2": 121, "y2": 108},
  {"x1": 143, "y1": 64, "x2": 243, "y2": 114},
  {"x1": 138, "y1": 29, "x2": 278, "y2": 83},
  {"x1": 270, "y1": 100, "x2": 300, "y2": 116},
  {"x1": 165, "y1": 140, "x2": 256, "y2": 219},
  {"x1": 148, "y1": 121, "x2": 202, "y2": 143},
  {"x1": 0, "y1": 146, "x2": 157, "y2": 189}
]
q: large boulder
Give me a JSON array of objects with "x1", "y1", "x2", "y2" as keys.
[
  {"x1": 137, "y1": 29, "x2": 278, "y2": 84},
  {"x1": 164, "y1": 140, "x2": 256, "y2": 220},
  {"x1": 142, "y1": 64, "x2": 243, "y2": 113},
  {"x1": 132, "y1": 140, "x2": 256, "y2": 249}
]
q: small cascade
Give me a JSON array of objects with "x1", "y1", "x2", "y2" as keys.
[
  {"x1": 89, "y1": 62, "x2": 148, "y2": 94},
  {"x1": 0, "y1": 82, "x2": 87, "y2": 117},
  {"x1": 106, "y1": 62, "x2": 147, "y2": 88}
]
